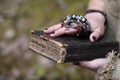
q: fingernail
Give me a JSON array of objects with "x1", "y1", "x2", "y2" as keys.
[
  {"x1": 45, "y1": 28, "x2": 48, "y2": 30},
  {"x1": 93, "y1": 37, "x2": 96, "y2": 42},
  {"x1": 73, "y1": 62, "x2": 80, "y2": 65},
  {"x1": 61, "y1": 23, "x2": 64, "y2": 27},
  {"x1": 51, "y1": 32, "x2": 55, "y2": 34}
]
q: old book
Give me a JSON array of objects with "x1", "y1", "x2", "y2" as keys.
[{"x1": 29, "y1": 30, "x2": 119, "y2": 63}]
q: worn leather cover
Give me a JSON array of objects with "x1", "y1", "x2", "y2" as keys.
[{"x1": 29, "y1": 30, "x2": 119, "y2": 63}]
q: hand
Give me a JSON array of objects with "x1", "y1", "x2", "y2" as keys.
[
  {"x1": 44, "y1": 13, "x2": 106, "y2": 71},
  {"x1": 78, "y1": 13, "x2": 106, "y2": 71},
  {"x1": 78, "y1": 58, "x2": 107, "y2": 71},
  {"x1": 44, "y1": 23, "x2": 78, "y2": 37},
  {"x1": 44, "y1": 13, "x2": 105, "y2": 42},
  {"x1": 85, "y1": 12, "x2": 105, "y2": 42}
]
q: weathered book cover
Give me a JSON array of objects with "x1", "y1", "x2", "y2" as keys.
[{"x1": 29, "y1": 30, "x2": 119, "y2": 63}]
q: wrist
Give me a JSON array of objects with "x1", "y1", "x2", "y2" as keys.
[{"x1": 85, "y1": 10, "x2": 107, "y2": 24}]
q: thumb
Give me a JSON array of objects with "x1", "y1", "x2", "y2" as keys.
[{"x1": 89, "y1": 31, "x2": 101, "y2": 42}]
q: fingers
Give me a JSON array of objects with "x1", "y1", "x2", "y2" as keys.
[
  {"x1": 64, "y1": 28, "x2": 77, "y2": 35},
  {"x1": 89, "y1": 31, "x2": 101, "y2": 42},
  {"x1": 50, "y1": 27, "x2": 78, "y2": 37},
  {"x1": 44, "y1": 23, "x2": 62, "y2": 33},
  {"x1": 50, "y1": 27, "x2": 66, "y2": 37},
  {"x1": 79, "y1": 58, "x2": 107, "y2": 71},
  {"x1": 44, "y1": 22, "x2": 78, "y2": 37}
]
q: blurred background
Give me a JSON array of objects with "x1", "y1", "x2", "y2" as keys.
[{"x1": 0, "y1": 0, "x2": 94, "y2": 80}]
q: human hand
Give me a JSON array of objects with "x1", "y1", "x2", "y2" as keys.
[
  {"x1": 44, "y1": 13, "x2": 106, "y2": 71},
  {"x1": 79, "y1": 13, "x2": 106, "y2": 71},
  {"x1": 85, "y1": 12, "x2": 105, "y2": 42},
  {"x1": 44, "y1": 13, "x2": 105, "y2": 42},
  {"x1": 75, "y1": 58, "x2": 107, "y2": 71},
  {"x1": 44, "y1": 23, "x2": 78, "y2": 38},
  {"x1": 75, "y1": 13, "x2": 107, "y2": 71}
]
